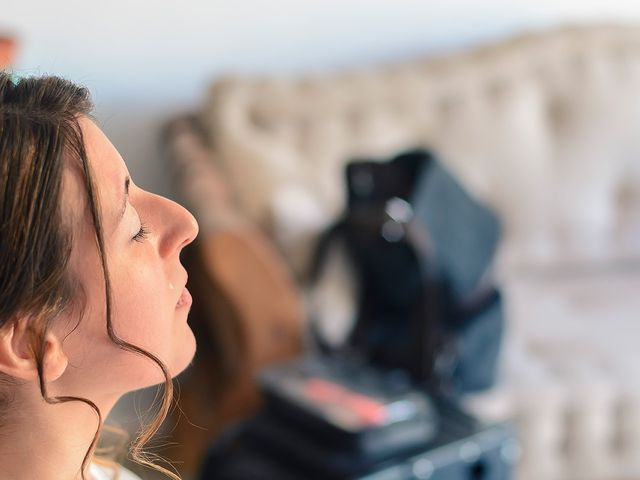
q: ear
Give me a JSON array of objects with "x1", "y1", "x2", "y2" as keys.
[{"x1": 0, "y1": 318, "x2": 68, "y2": 382}]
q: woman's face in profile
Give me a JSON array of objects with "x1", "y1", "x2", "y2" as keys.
[{"x1": 56, "y1": 117, "x2": 199, "y2": 402}]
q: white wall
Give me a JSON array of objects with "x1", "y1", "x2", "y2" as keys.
[{"x1": 3, "y1": 0, "x2": 640, "y2": 198}]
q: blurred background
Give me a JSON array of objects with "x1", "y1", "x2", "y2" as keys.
[
  {"x1": 1, "y1": 0, "x2": 639, "y2": 199},
  {"x1": 5, "y1": 2, "x2": 640, "y2": 480}
]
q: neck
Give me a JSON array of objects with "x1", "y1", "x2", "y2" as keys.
[{"x1": 0, "y1": 387, "x2": 117, "y2": 480}]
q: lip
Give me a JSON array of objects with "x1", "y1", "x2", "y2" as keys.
[{"x1": 176, "y1": 286, "x2": 192, "y2": 309}]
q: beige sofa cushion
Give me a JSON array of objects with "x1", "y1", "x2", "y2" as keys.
[{"x1": 204, "y1": 25, "x2": 640, "y2": 276}]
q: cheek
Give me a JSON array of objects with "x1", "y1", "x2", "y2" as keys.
[
  {"x1": 111, "y1": 261, "x2": 169, "y2": 350},
  {"x1": 109, "y1": 255, "x2": 196, "y2": 378},
  {"x1": 67, "y1": 241, "x2": 196, "y2": 387}
]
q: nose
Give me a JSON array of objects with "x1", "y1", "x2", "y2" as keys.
[{"x1": 153, "y1": 193, "x2": 199, "y2": 258}]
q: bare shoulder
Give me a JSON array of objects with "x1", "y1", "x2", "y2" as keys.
[{"x1": 90, "y1": 462, "x2": 142, "y2": 480}]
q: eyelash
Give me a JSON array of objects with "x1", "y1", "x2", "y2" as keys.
[{"x1": 132, "y1": 222, "x2": 150, "y2": 243}]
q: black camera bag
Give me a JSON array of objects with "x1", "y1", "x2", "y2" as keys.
[{"x1": 310, "y1": 148, "x2": 503, "y2": 395}]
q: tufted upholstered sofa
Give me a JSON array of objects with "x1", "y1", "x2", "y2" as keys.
[{"x1": 169, "y1": 25, "x2": 640, "y2": 480}]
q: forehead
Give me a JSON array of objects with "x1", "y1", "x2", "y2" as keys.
[
  {"x1": 62, "y1": 117, "x2": 128, "y2": 231},
  {"x1": 78, "y1": 117, "x2": 127, "y2": 185}
]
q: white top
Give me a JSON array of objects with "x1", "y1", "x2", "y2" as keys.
[{"x1": 89, "y1": 463, "x2": 142, "y2": 480}]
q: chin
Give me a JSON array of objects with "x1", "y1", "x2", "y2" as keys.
[
  {"x1": 134, "y1": 327, "x2": 197, "y2": 388},
  {"x1": 168, "y1": 328, "x2": 197, "y2": 378}
]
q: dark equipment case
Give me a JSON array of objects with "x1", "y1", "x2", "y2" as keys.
[{"x1": 199, "y1": 356, "x2": 518, "y2": 480}]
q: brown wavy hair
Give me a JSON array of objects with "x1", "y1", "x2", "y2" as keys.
[{"x1": 0, "y1": 72, "x2": 179, "y2": 479}]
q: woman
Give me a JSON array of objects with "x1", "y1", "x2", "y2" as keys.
[{"x1": 0, "y1": 72, "x2": 198, "y2": 480}]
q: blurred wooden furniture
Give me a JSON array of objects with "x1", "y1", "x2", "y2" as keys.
[
  {"x1": 163, "y1": 117, "x2": 303, "y2": 476},
  {"x1": 0, "y1": 35, "x2": 17, "y2": 68}
]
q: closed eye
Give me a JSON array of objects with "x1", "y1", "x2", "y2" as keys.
[{"x1": 132, "y1": 223, "x2": 150, "y2": 242}]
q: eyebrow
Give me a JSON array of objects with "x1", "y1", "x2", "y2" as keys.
[{"x1": 118, "y1": 176, "x2": 130, "y2": 222}]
